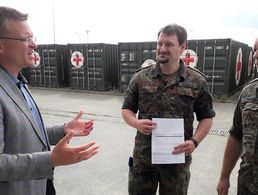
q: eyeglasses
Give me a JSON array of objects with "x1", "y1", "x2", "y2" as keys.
[{"x1": 0, "y1": 36, "x2": 36, "y2": 44}]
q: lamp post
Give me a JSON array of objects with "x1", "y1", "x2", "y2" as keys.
[
  {"x1": 52, "y1": 0, "x2": 56, "y2": 44},
  {"x1": 85, "y1": 30, "x2": 90, "y2": 43}
]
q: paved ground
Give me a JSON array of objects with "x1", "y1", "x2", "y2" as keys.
[{"x1": 31, "y1": 88, "x2": 240, "y2": 195}]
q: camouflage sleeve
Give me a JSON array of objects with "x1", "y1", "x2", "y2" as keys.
[
  {"x1": 229, "y1": 97, "x2": 243, "y2": 140},
  {"x1": 121, "y1": 74, "x2": 139, "y2": 113},
  {"x1": 194, "y1": 80, "x2": 216, "y2": 121}
]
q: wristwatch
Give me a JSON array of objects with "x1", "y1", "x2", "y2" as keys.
[{"x1": 190, "y1": 138, "x2": 199, "y2": 148}]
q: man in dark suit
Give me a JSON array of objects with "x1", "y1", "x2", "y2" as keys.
[{"x1": 0, "y1": 6, "x2": 99, "y2": 195}]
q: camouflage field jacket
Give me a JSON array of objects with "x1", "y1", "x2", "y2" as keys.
[
  {"x1": 122, "y1": 61, "x2": 215, "y2": 164},
  {"x1": 230, "y1": 78, "x2": 258, "y2": 193}
]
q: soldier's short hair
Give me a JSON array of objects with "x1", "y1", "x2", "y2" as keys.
[{"x1": 158, "y1": 24, "x2": 187, "y2": 45}]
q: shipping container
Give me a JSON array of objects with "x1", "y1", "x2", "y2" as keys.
[
  {"x1": 21, "y1": 67, "x2": 30, "y2": 83},
  {"x1": 28, "y1": 50, "x2": 44, "y2": 87},
  {"x1": 24, "y1": 38, "x2": 253, "y2": 97},
  {"x1": 67, "y1": 43, "x2": 118, "y2": 91},
  {"x1": 118, "y1": 41, "x2": 157, "y2": 92},
  {"x1": 28, "y1": 44, "x2": 68, "y2": 88},
  {"x1": 181, "y1": 39, "x2": 253, "y2": 96}
]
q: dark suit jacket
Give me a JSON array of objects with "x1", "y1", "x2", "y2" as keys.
[{"x1": 0, "y1": 68, "x2": 65, "y2": 195}]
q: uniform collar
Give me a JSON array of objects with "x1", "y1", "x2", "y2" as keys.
[{"x1": 151, "y1": 60, "x2": 186, "y2": 82}]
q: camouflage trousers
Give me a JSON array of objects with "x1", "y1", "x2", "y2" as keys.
[
  {"x1": 237, "y1": 179, "x2": 257, "y2": 195},
  {"x1": 128, "y1": 158, "x2": 191, "y2": 195}
]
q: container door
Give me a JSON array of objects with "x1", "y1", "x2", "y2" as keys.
[
  {"x1": 69, "y1": 44, "x2": 87, "y2": 89},
  {"x1": 200, "y1": 40, "x2": 229, "y2": 96}
]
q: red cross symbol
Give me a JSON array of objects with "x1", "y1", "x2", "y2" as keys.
[
  {"x1": 33, "y1": 53, "x2": 39, "y2": 64},
  {"x1": 236, "y1": 53, "x2": 242, "y2": 80},
  {"x1": 182, "y1": 52, "x2": 194, "y2": 65},
  {"x1": 73, "y1": 54, "x2": 82, "y2": 65}
]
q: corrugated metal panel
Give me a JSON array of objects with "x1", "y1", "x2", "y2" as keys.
[
  {"x1": 21, "y1": 67, "x2": 30, "y2": 83},
  {"x1": 67, "y1": 43, "x2": 118, "y2": 91},
  {"x1": 185, "y1": 39, "x2": 253, "y2": 96},
  {"x1": 23, "y1": 39, "x2": 253, "y2": 96},
  {"x1": 29, "y1": 63, "x2": 44, "y2": 87},
  {"x1": 28, "y1": 44, "x2": 67, "y2": 88},
  {"x1": 118, "y1": 41, "x2": 157, "y2": 92},
  {"x1": 67, "y1": 44, "x2": 86, "y2": 89}
]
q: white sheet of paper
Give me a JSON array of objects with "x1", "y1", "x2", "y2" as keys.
[{"x1": 151, "y1": 118, "x2": 185, "y2": 164}]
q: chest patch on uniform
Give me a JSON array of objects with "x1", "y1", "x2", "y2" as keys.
[
  {"x1": 141, "y1": 86, "x2": 157, "y2": 93},
  {"x1": 178, "y1": 87, "x2": 195, "y2": 97},
  {"x1": 178, "y1": 82, "x2": 198, "y2": 89}
]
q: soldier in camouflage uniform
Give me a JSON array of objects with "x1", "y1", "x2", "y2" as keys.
[
  {"x1": 217, "y1": 38, "x2": 258, "y2": 195},
  {"x1": 121, "y1": 24, "x2": 216, "y2": 195}
]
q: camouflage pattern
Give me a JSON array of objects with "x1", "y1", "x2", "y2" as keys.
[
  {"x1": 129, "y1": 159, "x2": 191, "y2": 195},
  {"x1": 229, "y1": 78, "x2": 258, "y2": 194},
  {"x1": 237, "y1": 179, "x2": 257, "y2": 195},
  {"x1": 122, "y1": 61, "x2": 215, "y2": 194}
]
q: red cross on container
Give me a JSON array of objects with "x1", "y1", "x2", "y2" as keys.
[
  {"x1": 33, "y1": 53, "x2": 39, "y2": 64},
  {"x1": 182, "y1": 52, "x2": 194, "y2": 65},
  {"x1": 236, "y1": 54, "x2": 242, "y2": 80},
  {"x1": 73, "y1": 54, "x2": 82, "y2": 65}
]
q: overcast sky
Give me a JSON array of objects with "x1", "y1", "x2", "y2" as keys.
[{"x1": 2, "y1": 0, "x2": 258, "y2": 46}]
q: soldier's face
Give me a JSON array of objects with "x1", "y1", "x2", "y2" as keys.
[
  {"x1": 254, "y1": 39, "x2": 258, "y2": 66},
  {"x1": 156, "y1": 33, "x2": 185, "y2": 65}
]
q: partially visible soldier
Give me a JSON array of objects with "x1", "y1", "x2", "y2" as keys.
[
  {"x1": 121, "y1": 23, "x2": 216, "y2": 195},
  {"x1": 217, "y1": 37, "x2": 258, "y2": 195}
]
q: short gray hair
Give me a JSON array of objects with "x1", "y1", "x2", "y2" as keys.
[{"x1": 0, "y1": 6, "x2": 28, "y2": 36}]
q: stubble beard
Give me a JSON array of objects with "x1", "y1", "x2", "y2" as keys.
[
  {"x1": 157, "y1": 52, "x2": 170, "y2": 64},
  {"x1": 157, "y1": 57, "x2": 169, "y2": 64}
]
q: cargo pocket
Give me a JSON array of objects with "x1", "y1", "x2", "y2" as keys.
[{"x1": 177, "y1": 87, "x2": 195, "y2": 113}]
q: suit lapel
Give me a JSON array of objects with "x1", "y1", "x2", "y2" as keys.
[
  {"x1": 23, "y1": 84, "x2": 50, "y2": 147},
  {"x1": 0, "y1": 69, "x2": 48, "y2": 147}
]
